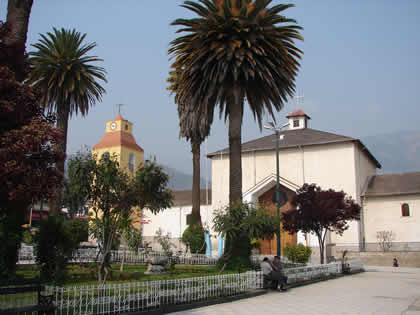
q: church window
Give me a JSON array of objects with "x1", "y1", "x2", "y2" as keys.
[
  {"x1": 129, "y1": 153, "x2": 135, "y2": 172},
  {"x1": 125, "y1": 124, "x2": 128, "y2": 131},
  {"x1": 293, "y1": 119, "x2": 300, "y2": 127},
  {"x1": 401, "y1": 203, "x2": 410, "y2": 217}
]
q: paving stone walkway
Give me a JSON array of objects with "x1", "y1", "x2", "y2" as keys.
[{"x1": 174, "y1": 266, "x2": 420, "y2": 315}]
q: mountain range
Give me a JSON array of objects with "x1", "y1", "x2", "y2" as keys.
[
  {"x1": 163, "y1": 166, "x2": 211, "y2": 191},
  {"x1": 361, "y1": 130, "x2": 420, "y2": 174}
]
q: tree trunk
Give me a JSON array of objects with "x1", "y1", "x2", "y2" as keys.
[
  {"x1": 5, "y1": 0, "x2": 34, "y2": 81},
  {"x1": 120, "y1": 251, "x2": 125, "y2": 272},
  {"x1": 317, "y1": 230, "x2": 326, "y2": 264},
  {"x1": 50, "y1": 106, "x2": 69, "y2": 214},
  {"x1": 191, "y1": 140, "x2": 201, "y2": 224},
  {"x1": 227, "y1": 91, "x2": 244, "y2": 205},
  {"x1": 319, "y1": 241, "x2": 324, "y2": 264}
]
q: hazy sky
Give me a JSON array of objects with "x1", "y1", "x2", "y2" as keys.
[{"x1": 2, "y1": 1, "x2": 419, "y2": 176}]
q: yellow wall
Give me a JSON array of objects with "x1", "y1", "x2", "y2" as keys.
[
  {"x1": 106, "y1": 119, "x2": 133, "y2": 134},
  {"x1": 120, "y1": 146, "x2": 144, "y2": 174},
  {"x1": 92, "y1": 144, "x2": 144, "y2": 173}
]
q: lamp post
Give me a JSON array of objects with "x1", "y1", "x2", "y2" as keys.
[{"x1": 264, "y1": 122, "x2": 289, "y2": 257}]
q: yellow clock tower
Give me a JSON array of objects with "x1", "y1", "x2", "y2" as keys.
[{"x1": 92, "y1": 114, "x2": 144, "y2": 172}]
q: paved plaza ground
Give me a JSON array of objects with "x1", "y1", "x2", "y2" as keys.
[{"x1": 174, "y1": 266, "x2": 420, "y2": 315}]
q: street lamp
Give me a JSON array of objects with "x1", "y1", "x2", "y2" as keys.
[{"x1": 264, "y1": 122, "x2": 289, "y2": 257}]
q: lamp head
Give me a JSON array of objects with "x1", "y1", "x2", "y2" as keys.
[{"x1": 263, "y1": 121, "x2": 275, "y2": 130}]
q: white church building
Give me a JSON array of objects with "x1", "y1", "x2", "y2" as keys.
[{"x1": 143, "y1": 109, "x2": 420, "y2": 259}]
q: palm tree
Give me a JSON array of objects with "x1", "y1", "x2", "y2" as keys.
[
  {"x1": 28, "y1": 28, "x2": 107, "y2": 213},
  {"x1": 169, "y1": 0, "x2": 303, "y2": 206},
  {"x1": 167, "y1": 66, "x2": 214, "y2": 225}
]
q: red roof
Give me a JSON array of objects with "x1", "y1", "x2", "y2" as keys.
[
  {"x1": 113, "y1": 114, "x2": 125, "y2": 121},
  {"x1": 93, "y1": 131, "x2": 144, "y2": 152},
  {"x1": 286, "y1": 109, "x2": 311, "y2": 119}
]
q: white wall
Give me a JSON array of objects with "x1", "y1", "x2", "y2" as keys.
[
  {"x1": 211, "y1": 141, "x2": 380, "y2": 246},
  {"x1": 355, "y1": 143, "x2": 378, "y2": 246},
  {"x1": 364, "y1": 194, "x2": 420, "y2": 243},
  {"x1": 142, "y1": 205, "x2": 218, "y2": 254}
]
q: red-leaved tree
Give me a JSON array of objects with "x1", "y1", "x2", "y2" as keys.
[
  {"x1": 0, "y1": 22, "x2": 63, "y2": 278},
  {"x1": 283, "y1": 184, "x2": 361, "y2": 264}
]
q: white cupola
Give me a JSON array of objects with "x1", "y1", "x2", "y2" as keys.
[{"x1": 286, "y1": 109, "x2": 311, "y2": 130}]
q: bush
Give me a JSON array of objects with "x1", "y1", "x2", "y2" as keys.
[
  {"x1": 0, "y1": 210, "x2": 25, "y2": 280},
  {"x1": 284, "y1": 243, "x2": 312, "y2": 264},
  {"x1": 34, "y1": 215, "x2": 80, "y2": 284},
  {"x1": 181, "y1": 224, "x2": 206, "y2": 254},
  {"x1": 64, "y1": 219, "x2": 88, "y2": 246}
]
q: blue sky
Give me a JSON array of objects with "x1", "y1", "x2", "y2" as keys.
[{"x1": 1, "y1": 1, "x2": 419, "y2": 176}]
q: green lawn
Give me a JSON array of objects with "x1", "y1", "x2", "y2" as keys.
[{"x1": 16, "y1": 263, "x2": 232, "y2": 286}]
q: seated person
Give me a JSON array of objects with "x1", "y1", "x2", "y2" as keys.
[
  {"x1": 260, "y1": 257, "x2": 288, "y2": 291},
  {"x1": 270, "y1": 255, "x2": 288, "y2": 291}
]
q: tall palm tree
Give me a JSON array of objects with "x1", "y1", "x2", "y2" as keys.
[
  {"x1": 167, "y1": 66, "x2": 214, "y2": 225},
  {"x1": 169, "y1": 0, "x2": 303, "y2": 206},
  {"x1": 28, "y1": 28, "x2": 107, "y2": 213}
]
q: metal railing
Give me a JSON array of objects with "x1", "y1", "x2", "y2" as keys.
[
  {"x1": 45, "y1": 271, "x2": 261, "y2": 315},
  {"x1": 333, "y1": 242, "x2": 420, "y2": 252},
  {"x1": 17, "y1": 247, "x2": 219, "y2": 265},
  {"x1": 19, "y1": 247, "x2": 305, "y2": 266},
  {"x1": 250, "y1": 255, "x2": 306, "y2": 268}
]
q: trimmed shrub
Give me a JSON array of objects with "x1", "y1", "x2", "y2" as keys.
[
  {"x1": 181, "y1": 224, "x2": 206, "y2": 254},
  {"x1": 284, "y1": 243, "x2": 312, "y2": 264}
]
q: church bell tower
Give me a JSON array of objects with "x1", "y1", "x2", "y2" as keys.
[{"x1": 92, "y1": 114, "x2": 144, "y2": 173}]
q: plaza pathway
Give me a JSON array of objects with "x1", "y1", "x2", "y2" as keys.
[{"x1": 174, "y1": 267, "x2": 420, "y2": 315}]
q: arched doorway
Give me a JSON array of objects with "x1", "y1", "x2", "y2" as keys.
[{"x1": 258, "y1": 185, "x2": 297, "y2": 255}]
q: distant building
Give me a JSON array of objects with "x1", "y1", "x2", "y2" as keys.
[{"x1": 142, "y1": 189, "x2": 212, "y2": 253}]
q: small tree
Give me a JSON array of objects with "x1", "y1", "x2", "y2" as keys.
[
  {"x1": 119, "y1": 211, "x2": 143, "y2": 272},
  {"x1": 376, "y1": 230, "x2": 394, "y2": 252},
  {"x1": 283, "y1": 184, "x2": 361, "y2": 264},
  {"x1": 213, "y1": 202, "x2": 278, "y2": 271},
  {"x1": 68, "y1": 152, "x2": 173, "y2": 284},
  {"x1": 155, "y1": 228, "x2": 175, "y2": 258}
]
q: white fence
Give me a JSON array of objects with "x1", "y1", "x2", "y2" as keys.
[
  {"x1": 46, "y1": 271, "x2": 262, "y2": 315},
  {"x1": 2, "y1": 261, "x2": 363, "y2": 314},
  {"x1": 17, "y1": 246, "x2": 219, "y2": 265},
  {"x1": 18, "y1": 246, "x2": 305, "y2": 267}
]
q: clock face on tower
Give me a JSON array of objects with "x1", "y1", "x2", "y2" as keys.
[{"x1": 110, "y1": 122, "x2": 117, "y2": 130}]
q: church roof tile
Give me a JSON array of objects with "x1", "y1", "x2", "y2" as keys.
[
  {"x1": 207, "y1": 128, "x2": 381, "y2": 168},
  {"x1": 172, "y1": 189, "x2": 212, "y2": 207},
  {"x1": 362, "y1": 172, "x2": 420, "y2": 197}
]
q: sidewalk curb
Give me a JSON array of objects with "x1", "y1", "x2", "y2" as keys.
[{"x1": 123, "y1": 289, "x2": 268, "y2": 315}]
